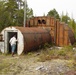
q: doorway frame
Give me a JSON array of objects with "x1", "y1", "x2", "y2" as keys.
[{"x1": 4, "y1": 30, "x2": 18, "y2": 54}]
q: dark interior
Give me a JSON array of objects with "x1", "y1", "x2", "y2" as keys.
[
  {"x1": 42, "y1": 19, "x2": 46, "y2": 24},
  {"x1": 8, "y1": 32, "x2": 17, "y2": 54},
  {"x1": 38, "y1": 20, "x2": 42, "y2": 24}
]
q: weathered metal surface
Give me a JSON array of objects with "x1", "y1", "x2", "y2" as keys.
[
  {"x1": 15, "y1": 27, "x2": 51, "y2": 53},
  {"x1": 27, "y1": 16, "x2": 55, "y2": 27},
  {"x1": 56, "y1": 21, "x2": 75, "y2": 46},
  {"x1": 1, "y1": 16, "x2": 75, "y2": 55},
  {"x1": 26, "y1": 16, "x2": 75, "y2": 46},
  {"x1": 1, "y1": 27, "x2": 51, "y2": 55}
]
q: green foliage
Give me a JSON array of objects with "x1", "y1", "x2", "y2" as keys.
[
  {"x1": 43, "y1": 43, "x2": 51, "y2": 49},
  {"x1": 57, "y1": 49, "x2": 66, "y2": 56},
  {"x1": 0, "y1": 0, "x2": 33, "y2": 31},
  {"x1": 70, "y1": 19, "x2": 75, "y2": 30},
  {"x1": 28, "y1": 52, "x2": 33, "y2": 55},
  {"x1": 61, "y1": 12, "x2": 70, "y2": 24},
  {"x1": 47, "y1": 8, "x2": 60, "y2": 20},
  {"x1": 61, "y1": 46, "x2": 73, "y2": 51},
  {"x1": 73, "y1": 42, "x2": 76, "y2": 47},
  {"x1": 60, "y1": 12, "x2": 76, "y2": 39},
  {"x1": 68, "y1": 19, "x2": 76, "y2": 38}
]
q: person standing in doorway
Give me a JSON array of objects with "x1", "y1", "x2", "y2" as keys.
[{"x1": 9, "y1": 35, "x2": 17, "y2": 57}]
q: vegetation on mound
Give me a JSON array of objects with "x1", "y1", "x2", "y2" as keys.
[
  {"x1": 38, "y1": 45, "x2": 76, "y2": 61},
  {"x1": 0, "y1": 44, "x2": 76, "y2": 74},
  {"x1": 38, "y1": 45, "x2": 76, "y2": 71}
]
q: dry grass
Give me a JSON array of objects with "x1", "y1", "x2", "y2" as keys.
[
  {"x1": 37, "y1": 45, "x2": 76, "y2": 71},
  {"x1": 0, "y1": 45, "x2": 76, "y2": 75},
  {"x1": 38, "y1": 46, "x2": 76, "y2": 61}
]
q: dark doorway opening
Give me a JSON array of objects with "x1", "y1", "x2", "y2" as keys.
[{"x1": 7, "y1": 32, "x2": 17, "y2": 54}]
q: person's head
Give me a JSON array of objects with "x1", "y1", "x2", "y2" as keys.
[
  {"x1": 12, "y1": 34, "x2": 16, "y2": 38},
  {"x1": 14, "y1": 35, "x2": 16, "y2": 38}
]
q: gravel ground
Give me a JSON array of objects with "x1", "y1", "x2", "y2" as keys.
[{"x1": 0, "y1": 52, "x2": 76, "y2": 75}]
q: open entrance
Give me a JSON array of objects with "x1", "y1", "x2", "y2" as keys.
[{"x1": 7, "y1": 32, "x2": 17, "y2": 54}]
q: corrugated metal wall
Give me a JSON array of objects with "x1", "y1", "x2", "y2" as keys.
[{"x1": 26, "y1": 16, "x2": 75, "y2": 46}]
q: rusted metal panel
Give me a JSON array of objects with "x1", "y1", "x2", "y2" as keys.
[
  {"x1": 27, "y1": 16, "x2": 56, "y2": 27},
  {"x1": 55, "y1": 21, "x2": 71, "y2": 46},
  {"x1": 26, "y1": 20, "x2": 30, "y2": 27},
  {"x1": 50, "y1": 17, "x2": 55, "y2": 27},
  {"x1": 30, "y1": 18, "x2": 34, "y2": 26},
  {"x1": 50, "y1": 31, "x2": 54, "y2": 36},
  {"x1": 37, "y1": 17, "x2": 46, "y2": 27},
  {"x1": 34, "y1": 17, "x2": 38, "y2": 26},
  {"x1": 39, "y1": 27, "x2": 55, "y2": 43},
  {"x1": 64, "y1": 24, "x2": 75, "y2": 45},
  {"x1": 37, "y1": 17, "x2": 42, "y2": 26},
  {"x1": 58, "y1": 22, "x2": 64, "y2": 46},
  {"x1": 63, "y1": 30, "x2": 68, "y2": 45},
  {"x1": 49, "y1": 28, "x2": 55, "y2": 43},
  {"x1": 59, "y1": 38, "x2": 64, "y2": 46},
  {"x1": 50, "y1": 27, "x2": 55, "y2": 31},
  {"x1": 46, "y1": 17, "x2": 51, "y2": 26},
  {"x1": 1, "y1": 27, "x2": 51, "y2": 55},
  {"x1": 15, "y1": 27, "x2": 51, "y2": 53},
  {"x1": 26, "y1": 16, "x2": 75, "y2": 46},
  {"x1": 68, "y1": 30, "x2": 75, "y2": 45},
  {"x1": 55, "y1": 19, "x2": 60, "y2": 46}
]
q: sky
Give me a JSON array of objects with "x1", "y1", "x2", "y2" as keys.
[{"x1": 27, "y1": 0, "x2": 76, "y2": 20}]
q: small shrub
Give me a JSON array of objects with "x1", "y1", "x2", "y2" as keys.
[
  {"x1": 43, "y1": 43, "x2": 51, "y2": 49},
  {"x1": 38, "y1": 45, "x2": 75, "y2": 61},
  {"x1": 39, "y1": 45, "x2": 42, "y2": 49},
  {"x1": 49, "y1": 50, "x2": 55, "y2": 56},
  {"x1": 28, "y1": 52, "x2": 33, "y2": 55},
  {"x1": 73, "y1": 42, "x2": 76, "y2": 47},
  {"x1": 38, "y1": 53, "x2": 47, "y2": 62},
  {"x1": 67, "y1": 60, "x2": 76, "y2": 70},
  {"x1": 62, "y1": 46, "x2": 73, "y2": 51},
  {"x1": 57, "y1": 49, "x2": 66, "y2": 56},
  {"x1": 38, "y1": 54, "x2": 52, "y2": 62}
]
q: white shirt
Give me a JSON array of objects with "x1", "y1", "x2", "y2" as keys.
[{"x1": 9, "y1": 36, "x2": 17, "y2": 46}]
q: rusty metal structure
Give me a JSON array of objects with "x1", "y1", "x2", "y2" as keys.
[
  {"x1": 0, "y1": 16, "x2": 75, "y2": 55},
  {"x1": 15, "y1": 27, "x2": 51, "y2": 53},
  {"x1": 1, "y1": 27, "x2": 51, "y2": 55},
  {"x1": 26, "y1": 16, "x2": 75, "y2": 46}
]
